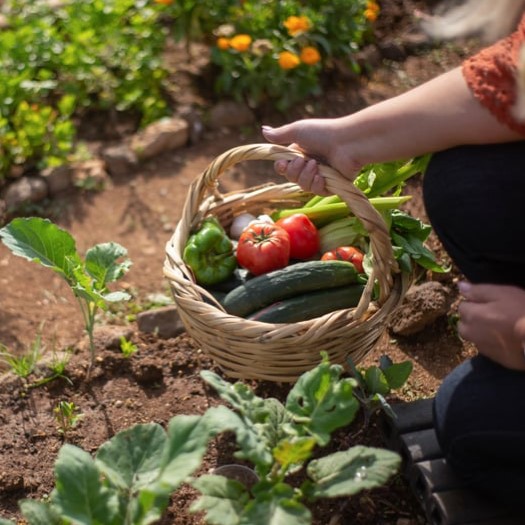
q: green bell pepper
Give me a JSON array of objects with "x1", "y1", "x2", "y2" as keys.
[{"x1": 183, "y1": 217, "x2": 237, "y2": 285}]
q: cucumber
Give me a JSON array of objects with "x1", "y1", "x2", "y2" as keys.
[
  {"x1": 247, "y1": 284, "x2": 366, "y2": 323},
  {"x1": 222, "y1": 260, "x2": 359, "y2": 317}
]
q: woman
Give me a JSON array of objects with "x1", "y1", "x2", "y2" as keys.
[{"x1": 262, "y1": 0, "x2": 525, "y2": 510}]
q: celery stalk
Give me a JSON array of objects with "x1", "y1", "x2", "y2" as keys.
[{"x1": 272, "y1": 195, "x2": 412, "y2": 227}]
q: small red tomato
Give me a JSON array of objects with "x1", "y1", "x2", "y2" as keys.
[
  {"x1": 275, "y1": 213, "x2": 320, "y2": 260},
  {"x1": 321, "y1": 246, "x2": 365, "y2": 273},
  {"x1": 236, "y1": 221, "x2": 291, "y2": 275}
]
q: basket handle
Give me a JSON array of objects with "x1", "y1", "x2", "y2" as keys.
[{"x1": 177, "y1": 143, "x2": 398, "y2": 318}]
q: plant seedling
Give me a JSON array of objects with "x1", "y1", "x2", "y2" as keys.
[
  {"x1": 119, "y1": 336, "x2": 138, "y2": 358},
  {"x1": 54, "y1": 401, "x2": 83, "y2": 437},
  {"x1": 346, "y1": 354, "x2": 413, "y2": 424},
  {"x1": 0, "y1": 217, "x2": 132, "y2": 369}
]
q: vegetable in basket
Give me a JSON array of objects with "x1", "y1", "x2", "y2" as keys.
[
  {"x1": 321, "y1": 246, "x2": 365, "y2": 273},
  {"x1": 183, "y1": 217, "x2": 236, "y2": 285},
  {"x1": 236, "y1": 220, "x2": 291, "y2": 275},
  {"x1": 274, "y1": 213, "x2": 320, "y2": 260}
]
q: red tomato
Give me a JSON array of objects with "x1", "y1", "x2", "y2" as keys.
[
  {"x1": 321, "y1": 246, "x2": 365, "y2": 273},
  {"x1": 275, "y1": 213, "x2": 320, "y2": 260},
  {"x1": 236, "y1": 221, "x2": 291, "y2": 275}
]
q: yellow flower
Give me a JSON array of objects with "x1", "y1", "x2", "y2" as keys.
[
  {"x1": 154, "y1": 0, "x2": 173, "y2": 5},
  {"x1": 283, "y1": 15, "x2": 311, "y2": 36},
  {"x1": 300, "y1": 46, "x2": 321, "y2": 66},
  {"x1": 229, "y1": 34, "x2": 252, "y2": 52},
  {"x1": 217, "y1": 37, "x2": 230, "y2": 50},
  {"x1": 278, "y1": 51, "x2": 300, "y2": 70}
]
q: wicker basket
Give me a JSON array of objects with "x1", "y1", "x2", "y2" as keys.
[{"x1": 164, "y1": 143, "x2": 410, "y2": 382}]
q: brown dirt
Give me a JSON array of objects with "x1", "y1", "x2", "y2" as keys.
[{"x1": 0, "y1": 2, "x2": 481, "y2": 523}]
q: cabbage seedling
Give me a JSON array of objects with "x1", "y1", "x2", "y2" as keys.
[{"x1": 0, "y1": 217, "x2": 132, "y2": 368}]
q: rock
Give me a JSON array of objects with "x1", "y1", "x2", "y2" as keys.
[
  {"x1": 93, "y1": 325, "x2": 134, "y2": 350},
  {"x1": 131, "y1": 117, "x2": 189, "y2": 160},
  {"x1": 40, "y1": 164, "x2": 72, "y2": 195},
  {"x1": 207, "y1": 100, "x2": 256, "y2": 129},
  {"x1": 389, "y1": 281, "x2": 453, "y2": 336},
  {"x1": 72, "y1": 159, "x2": 110, "y2": 189},
  {"x1": 177, "y1": 105, "x2": 205, "y2": 144},
  {"x1": 136, "y1": 306, "x2": 186, "y2": 339},
  {"x1": 3, "y1": 176, "x2": 48, "y2": 210},
  {"x1": 377, "y1": 40, "x2": 407, "y2": 62},
  {"x1": 101, "y1": 144, "x2": 138, "y2": 176}
]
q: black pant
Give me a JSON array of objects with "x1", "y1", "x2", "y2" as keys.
[{"x1": 422, "y1": 142, "x2": 525, "y2": 510}]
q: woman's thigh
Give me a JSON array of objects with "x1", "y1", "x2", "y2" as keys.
[{"x1": 423, "y1": 141, "x2": 525, "y2": 287}]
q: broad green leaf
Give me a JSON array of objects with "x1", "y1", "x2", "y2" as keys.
[
  {"x1": 383, "y1": 361, "x2": 413, "y2": 390},
  {"x1": 128, "y1": 488, "x2": 171, "y2": 525},
  {"x1": 364, "y1": 366, "x2": 390, "y2": 396},
  {"x1": 0, "y1": 217, "x2": 82, "y2": 283},
  {"x1": 191, "y1": 474, "x2": 250, "y2": 525},
  {"x1": 260, "y1": 397, "x2": 295, "y2": 449},
  {"x1": 95, "y1": 423, "x2": 167, "y2": 491},
  {"x1": 158, "y1": 412, "x2": 227, "y2": 488},
  {"x1": 52, "y1": 444, "x2": 122, "y2": 525},
  {"x1": 285, "y1": 356, "x2": 359, "y2": 446},
  {"x1": 85, "y1": 242, "x2": 132, "y2": 287},
  {"x1": 307, "y1": 446, "x2": 401, "y2": 498},
  {"x1": 273, "y1": 437, "x2": 316, "y2": 471},
  {"x1": 18, "y1": 500, "x2": 62, "y2": 525},
  {"x1": 242, "y1": 482, "x2": 311, "y2": 525}
]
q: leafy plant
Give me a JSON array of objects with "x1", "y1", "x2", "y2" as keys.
[
  {"x1": 0, "y1": 407, "x2": 239, "y2": 525},
  {"x1": 54, "y1": 401, "x2": 84, "y2": 437},
  {"x1": 346, "y1": 355, "x2": 413, "y2": 423},
  {"x1": 192, "y1": 354, "x2": 401, "y2": 524},
  {"x1": 0, "y1": 217, "x2": 132, "y2": 367},
  {"x1": 0, "y1": 358, "x2": 402, "y2": 525}
]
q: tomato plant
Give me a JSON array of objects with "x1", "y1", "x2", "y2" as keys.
[
  {"x1": 236, "y1": 221, "x2": 290, "y2": 275},
  {"x1": 275, "y1": 213, "x2": 320, "y2": 260},
  {"x1": 321, "y1": 246, "x2": 365, "y2": 273}
]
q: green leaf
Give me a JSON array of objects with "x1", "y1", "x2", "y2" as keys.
[
  {"x1": 158, "y1": 412, "x2": 222, "y2": 488},
  {"x1": 242, "y1": 482, "x2": 311, "y2": 525},
  {"x1": 285, "y1": 355, "x2": 359, "y2": 446},
  {"x1": 191, "y1": 475, "x2": 250, "y2": 525},
  {"x1": 0, "y1": 217, "x2": 82, "y2": 283},
  {"x1": 363, "y1": 366, "x2": 390, "y2": 396},
  {"x1": 307, "y1": 446, "x2": 401, "y2": 498},
  {"x1": 85, "y1": 242, "x2": 132, "y2": 287},
  {"x1": 18, "y1": 500, "x2": 62, "y2": 525},
  {"x1": 95, "y1": 423, "x2": 167, "y2": 491},
  {"x1": 383, "y1": 361, "x2": 413, "y2": 390},
  {"x1": 273, "y1": 437, "x2": 316, "y2": 471},
  {"x1": 52, "y1": 444, "x2": 122, "y2": 525}
]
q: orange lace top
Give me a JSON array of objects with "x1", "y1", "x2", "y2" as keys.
[{"x1": 463, "y1": 13, "x2": 525, "y2": 135}]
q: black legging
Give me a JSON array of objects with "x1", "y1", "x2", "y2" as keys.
[{"x1": 422, "y1": 142, "x2": 525, "y2": 510}]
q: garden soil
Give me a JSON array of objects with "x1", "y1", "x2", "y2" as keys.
[{"x1": 0, "y1": 2, "x2": 481, "y2": 523}]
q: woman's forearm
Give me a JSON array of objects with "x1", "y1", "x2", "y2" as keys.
[{"x1": 336, "y1": 67, "x2": 524, "y2": 166}]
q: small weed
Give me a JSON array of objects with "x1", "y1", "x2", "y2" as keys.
[
  {"x1": 0, "y1": 331, "x2": 44, "y2": 379},
  {"x1": 54, "y1": 401, "x2": 83, "y2": 437},
  {"x1": 119, "y1": 336, "x2": 138, "y2": 358}
]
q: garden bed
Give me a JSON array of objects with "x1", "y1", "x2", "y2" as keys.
[{"x1": 0, "y1": 1, "x2": 482, "y2": 523}]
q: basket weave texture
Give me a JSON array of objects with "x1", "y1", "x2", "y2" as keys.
[{"x1": 164, "y1": 144, "x2": 410, "y2": 382}]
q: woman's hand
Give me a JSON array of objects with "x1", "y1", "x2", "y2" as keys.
[
  {"x1": 458, "y1": 281, "x2": 525, "y2": 370},
  {"x1": 262, "y1": 119, "x2": 365, "y2": 195}
]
